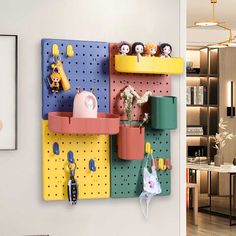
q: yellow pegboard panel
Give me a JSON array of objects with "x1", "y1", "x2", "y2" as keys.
[
  {"x1": 115, "y1": 55, "x2": 184, "y2": 75},
  {"x1": 42, "y1": 120, "x2": 110, "y2": 201}
]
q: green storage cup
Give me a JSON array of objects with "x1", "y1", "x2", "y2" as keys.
[{"x1": 151, "y1": 96, "x2": 177, "y2": 130}]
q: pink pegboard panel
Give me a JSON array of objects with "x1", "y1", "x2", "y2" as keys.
[{"x1": 109, "y1": 43, "x2": 171, "y2": 121}]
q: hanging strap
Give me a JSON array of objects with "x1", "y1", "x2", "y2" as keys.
[
  {"x1": 139, "y1": 192, "x2": 155, "y2": 219},
  {"x1": 145, "y1": 152, "x2": 154, "y2": 168}
]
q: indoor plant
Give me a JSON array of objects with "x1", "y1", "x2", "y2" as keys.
[
  {"x1": 213, "y1": 118, "x2": 236, "y2": 166},
  {"x1": 117, "y1": 85, "x2": 151, "y2": 160}
]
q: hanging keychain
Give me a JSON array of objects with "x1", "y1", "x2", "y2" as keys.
[
  {"x1": 51, "y1": 60, "x2": 71, "y2": 91},
  {"x1": 48, "y1": 44, "x2": 71, "y2": 93},
  {"x1": 67, "y1": 151, "x2": 78, "y2": 205}
]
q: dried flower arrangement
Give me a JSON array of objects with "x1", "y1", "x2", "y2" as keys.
[
  {"x1": 120, "y1": 85, "x2": 152, "y2": 126},
  {"x1": 213, "y1": 118, "x2": 236, "y2": 151}
]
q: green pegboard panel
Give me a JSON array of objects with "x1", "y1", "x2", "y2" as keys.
[{"x1": 111, "y1": 125, "x2": 171, "y2": 198}]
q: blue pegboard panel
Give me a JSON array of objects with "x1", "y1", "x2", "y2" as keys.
[
  {"x1": 42, "y1": 39, "x2": 109, "y2": 119},
  {"x1": 110, "y1": 125, "x2": 171, "y2": 198}
]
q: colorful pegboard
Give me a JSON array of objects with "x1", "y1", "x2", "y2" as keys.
[
  {"x1": 42, "y1": 39, "x2": 173, "y2": 201},
  {"x1": 42, "y1": 120, "x2": 110, "y2": 200},
  {"x1": 110, "y1": 125, "x2": 171, "y2": 198},
  {"x1": 109, "y1": 43, "x2": 171, "y2": 121},
  {"x1": 42, "y1": 39, "x2": 109, "y2": 119}
]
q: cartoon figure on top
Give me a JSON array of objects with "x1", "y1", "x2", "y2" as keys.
[
  {"x1": 145, "y1": 43, "x2": 158, "y2": 57},
  {"x1": 132, "y1": 42, "x2": 145, "y2": 57},
  {"x1": 160, "y1": 43, "x2": 172, "y2": 58},
  {"x1": 118, "y1": 41, "x2": 131, "y2": 56}
]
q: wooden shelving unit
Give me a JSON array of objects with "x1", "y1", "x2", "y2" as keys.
[{"x1": 187, "y1": 47, "x2": 219, "y2": 162}]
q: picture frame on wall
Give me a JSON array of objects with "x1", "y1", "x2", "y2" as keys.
[{"x1": 0, "y1": 34, "x2": 18, "y2": 150}]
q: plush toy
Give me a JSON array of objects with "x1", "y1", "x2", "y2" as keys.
[
  {"x1": 145, "y1": 43, "x2": 158, "y2": 57},
  {"x1": 117, "y1": 41, "x2": 131, "y2": 56},
  {"x1": 73, "y1": 88, "x2": 98, "y2": 118},
  {"x1": 132, "y1": 42, "x2": 145, "y2": 57},
  {"x1": 160, "y1": 43, "x2": 172, "y2": 58}
]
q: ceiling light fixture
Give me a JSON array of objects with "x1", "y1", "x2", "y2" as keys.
[
  {"x1": 208, "y1": 43, "x2": 227, "y2": 48},
  {"x1": 188, "y1": 0, "x2": 236, "y2": 48},
  {"x1": 226, "y1": 42, "x2": 236, "y2": 47},
  {"x1": 223, "y1": 36, "x2": 236, "y2": 47},
  {"x1": 194, "y1": 0, "x2": 224, "y2": 27},
  {"x1": 195, "y1": 21, "x2": 218, "y2": 27}
]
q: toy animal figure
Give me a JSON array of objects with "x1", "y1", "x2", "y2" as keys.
[
  {"x1": 50, "y1": 72, "x2": 62, "y2": 93},
  {"x1": 145, "y1": 43, "x2": 158, "y2": 57},
  {"x1": 117, "y1": 41, "x2": 131, "y2": 56},
  {"x1": 160, "y1": 43, "x2": 172, "y2": 58},
  {"x1": 73, "y1": 88, "x2": 98, "y2": 118},
  {"x1": 132, "y1": 42, "x2": 145, "y2": 57}
]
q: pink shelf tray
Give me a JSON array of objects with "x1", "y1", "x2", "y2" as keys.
[{"x1": 48, "y1": 112, "x2": 120, "y2": 135}]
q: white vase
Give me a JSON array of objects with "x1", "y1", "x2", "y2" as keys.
[{"x1": 214, "y1": 150, "x2": 224, "y2": 167}]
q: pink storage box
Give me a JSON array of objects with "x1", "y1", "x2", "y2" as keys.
[{"x1": 48, "y1": 112, "x2": 120, "y2": 135}]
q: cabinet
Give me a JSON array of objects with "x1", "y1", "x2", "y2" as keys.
[
  {"x1": 187, "y1": 47, "x2": 219, "y2": 195},
  {"x1": 187, "y1": 48, "x2": 219, "y2": 163}
]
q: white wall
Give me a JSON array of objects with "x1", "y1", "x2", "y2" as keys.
[
  {"x1": 0, "y1": 36, "x2": 16, "y2": 149},
  {"x1": 0, "y1": 0, "x2": 186, "y2": 236}
]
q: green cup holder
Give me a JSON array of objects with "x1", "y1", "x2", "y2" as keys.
[{"x1": 150, "y1": 96, "x2": 177, "y2": 130}]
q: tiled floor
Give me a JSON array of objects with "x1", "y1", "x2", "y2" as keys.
[{"x1": 187, "y1": 196, "x2": 236, "y2": 235}]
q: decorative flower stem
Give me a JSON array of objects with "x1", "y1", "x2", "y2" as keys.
[
  {"x1": 120, "y1": 85, "x2": 152, "y2": 127},
  {"x1": 213, "y1": 118, "x2": 236, "y2": 152}
]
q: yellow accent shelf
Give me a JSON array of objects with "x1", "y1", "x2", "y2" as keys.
[
  {"x1": 115, "y1": 55, "x2": 184, "y2": 75},
  {"x1": 42, "y1": 120, "x2": 110, "y2": 201}
]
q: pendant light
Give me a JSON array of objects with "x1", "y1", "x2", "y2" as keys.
[
  {"x1": 194, "y1": 0, "x2": 223, "y2": 27},
  {"x1": 188, "y1": 0, "x2": 236, "y2": 48}
]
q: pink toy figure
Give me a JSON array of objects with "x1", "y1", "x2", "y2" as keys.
[{"x1": 73, "y1": 88, "x2": 98, "y2": 118}]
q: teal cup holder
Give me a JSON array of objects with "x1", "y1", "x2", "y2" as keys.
[{"x1": 150, "y1": 96, "x2": 177, "y2": 130}]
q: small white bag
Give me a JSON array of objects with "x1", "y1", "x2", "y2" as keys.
[{"x1": 139, "y1": 154, "x2": 162, "y2": 218}]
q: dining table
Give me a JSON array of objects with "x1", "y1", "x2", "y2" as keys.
[{"x1": 187, "y1": 163, "x2": 236, "y2": 226}]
